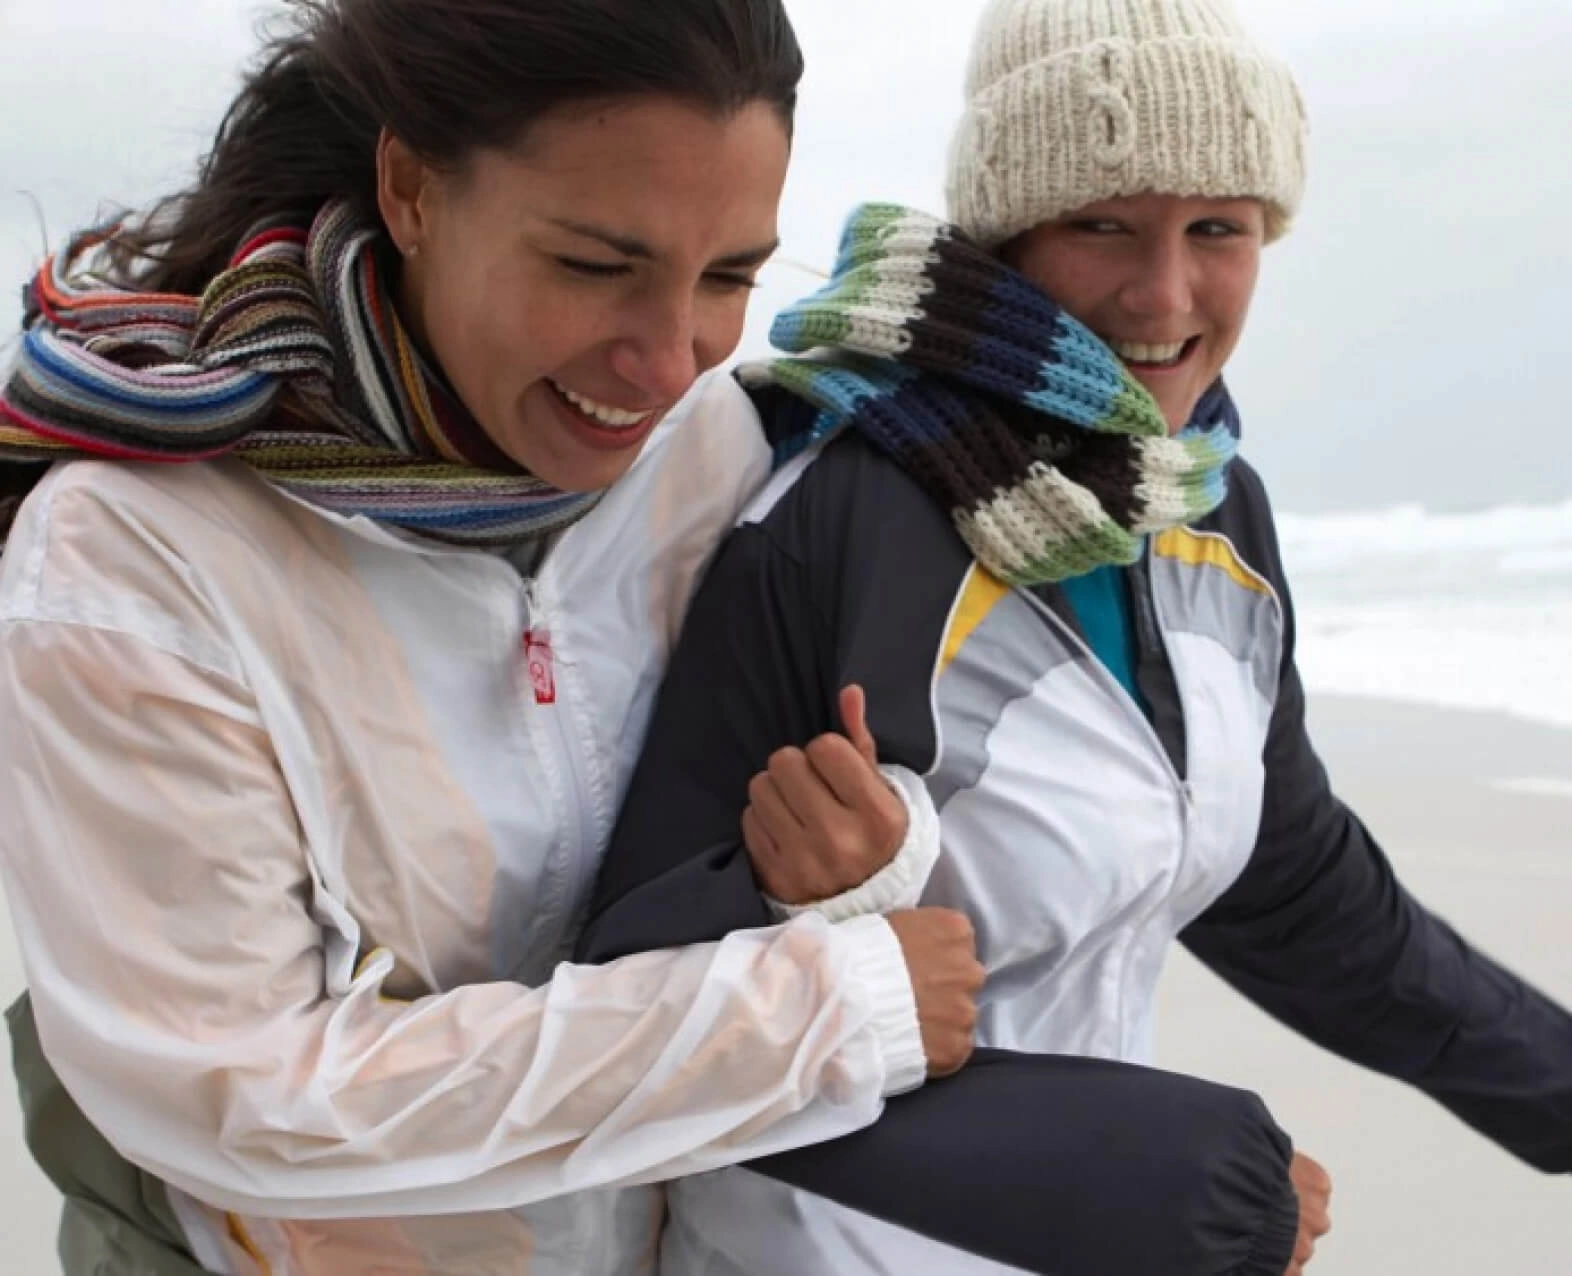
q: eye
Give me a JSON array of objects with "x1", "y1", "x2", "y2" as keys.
[
  {"x1": 556, "y1": 257, "x2": 632, "y2": 279},
  {"x1": 1190, "y1": 219, "x2": 1243, "y2": 238},
  {"x1": 1067, "y1": 218, "x2": 1126, "y2": 235},
  {"x1": 703, "y1": 271, "x2": 761, "y2": 294}
]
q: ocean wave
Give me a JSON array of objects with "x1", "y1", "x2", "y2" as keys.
[
  {"x1": 1277, "y1": 500, "x2": 1572, "y2": 579},
  {"x1": 1271, "y1": 498, "x2": 1572, "y2": 730}
]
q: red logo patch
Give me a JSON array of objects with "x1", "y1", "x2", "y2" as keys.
[{"x1": 524, "y1": 630, "x2": 556, "y2": 705}]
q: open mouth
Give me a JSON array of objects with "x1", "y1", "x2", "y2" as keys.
[
  {"x1": 1109, "y1": 336, "x2": 1200, "y2": 371},
  {"x1": 547, "y1": 379, "x2": 658, "y2": 433}
]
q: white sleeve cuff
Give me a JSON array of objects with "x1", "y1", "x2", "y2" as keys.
[
  {"x1": 836, "y1": 914, "x2": 927, "y2": 1097},
  {"x1": 766, "y1": 764, "x2": 941, "y2": 924}
]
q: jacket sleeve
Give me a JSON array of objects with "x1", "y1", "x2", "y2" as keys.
[
  {"x1": 1181, "y1": 466, "x2": 1572, "y2": 1173},
  {"x1": 0, "y1": 614, "x2": 928, "y2": 1220},
  {"x1": 578, "y1": 516, "x2": 941, "y2": 959},
  {"x1": 577, "y1": 521, "x2": 837, "y2": 963},
  {"x1": 582, "y1": 516, "x2": 1302, "y2": 1276}
]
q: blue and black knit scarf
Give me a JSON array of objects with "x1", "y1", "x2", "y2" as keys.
[{"x1": 741, "y1": 204, "x2": 1239, "y2": 587}]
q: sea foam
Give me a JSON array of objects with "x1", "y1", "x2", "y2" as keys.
[{"x1": 1278, "y1": 500, "x2": 1572, "y2": 730}]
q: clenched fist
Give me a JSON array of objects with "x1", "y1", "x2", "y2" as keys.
[
  {"x1": 887, "y1": 908, "x2": 985, "y2": 1077},
  {"x1": 1284, "y1": 1151, "x2": 1333, "y2": 1274},
  {"x1": 744, "y1": 685, "x2": 908, "y2": 905}
]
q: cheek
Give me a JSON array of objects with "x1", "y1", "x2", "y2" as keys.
[
  {"x1": 1015, "y1": 247, "x2": 1106, "y2": 322},
  {"x1": 1202, "y1": 259, "x2": 1261, "y2": 361},
  {"x1": 412, "y1": 251, "x2": 490, "y2": 365},
  {"x1": 695, "y1": 296, "x2": 752, "y2": 369},
  {"x1": 1213, "y1": 292, "x2": 1251, "y2": 361},
  {"x1": 1224, "y1": 255, "x2": 1262, "y2": 334},
  {"x1": 427, "y1": 260, "x2": 563, "y2": 407}
]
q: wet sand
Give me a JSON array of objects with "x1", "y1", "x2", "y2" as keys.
[{"x1": 0, "y1": 695, "x2": 1567, "y2": 1273}]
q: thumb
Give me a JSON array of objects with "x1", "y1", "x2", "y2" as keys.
[{"x1": 839, "y1": 684, "x2": 879, "y2": 769}]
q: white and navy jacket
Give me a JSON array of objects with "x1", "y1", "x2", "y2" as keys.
[{"x1": 581, "y1": 398, "x2": 1572, "y2": 1275}]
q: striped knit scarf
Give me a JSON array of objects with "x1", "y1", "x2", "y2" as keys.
[
  {"x1": 741, "y1": 204, "x2": 1239, "y2": 587},
  {"x1": 0, "y1": 200, "x2": 600, "y2": 549}
]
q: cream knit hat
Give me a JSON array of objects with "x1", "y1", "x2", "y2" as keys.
[{"x1": 946, "y1": 0, "x2": 1308, "y2": 248}]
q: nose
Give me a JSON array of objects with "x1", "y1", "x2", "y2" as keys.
[
  {"x1": 608, "y1": 291, "x2": 701, "y2": 406},
  {"x1": 1119, "y1": 235, "x2": 1193, "y2": 320}
]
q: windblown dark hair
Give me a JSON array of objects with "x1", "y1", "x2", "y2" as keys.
[{"x1": 108, "y1": 0, "x2": 804, "y2": 294}]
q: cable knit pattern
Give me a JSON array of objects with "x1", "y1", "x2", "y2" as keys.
[
  {"x1": 742, "y1": 204, "x2": 1238, "y2": 588},
  {"x1": 947, "y1": 0, "x2": 1308, "y2": 248}
]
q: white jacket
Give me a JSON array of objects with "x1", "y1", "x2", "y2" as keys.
[{"x1": 0, "y1": 375, "x2": 927, "y2": 1276}]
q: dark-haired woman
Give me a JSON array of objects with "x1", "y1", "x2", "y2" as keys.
[{"x1": 0, "y1": 2, "x2": 988, "y2": 1271}]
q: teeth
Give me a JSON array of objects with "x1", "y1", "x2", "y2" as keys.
[
  {"x1": 1110, "y1": 339, "x2": 1189, "y2": 367},
  {"x1": 551, "y1": 380, "x2": 653, "y2": 429}
]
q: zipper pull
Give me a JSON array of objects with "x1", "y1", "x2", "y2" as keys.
[
  {"x1": 524, "y1": 626, "x2": 556, "y2": 705},
  {"x1": 521, "y1": 579, "x2": 556, "y2": 706}
]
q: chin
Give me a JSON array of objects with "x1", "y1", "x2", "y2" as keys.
[
  {"x1": 1162, "y1": 391, "x2": 1206, "y2": 433},
  {"x1": 529, "y1": 444, "x2": 645, "y2": 494},
  {"x1": 557, "y1": 460, "x2": 637, "y2": 493},
  {"x1": 483, "y1": 421, "x2": 610, "y2": 495},
  {"x1": 507, "y1": 451, "x2": 624, "y2": 494}
]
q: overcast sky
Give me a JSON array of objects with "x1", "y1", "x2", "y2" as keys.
[{"x1": 2, "y1": 0, "x2": 1568, "y2": 512}]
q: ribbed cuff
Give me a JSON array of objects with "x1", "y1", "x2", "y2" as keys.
[
  {"x1": 766, "y1": 765, "x2": 941, "y2": 924},
  {"x1": 838, "y1": 914, "x2": 927, "y2": 1097}
]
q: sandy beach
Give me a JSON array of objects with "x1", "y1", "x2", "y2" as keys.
[{"x1": 0, "y1": 693, "x2": 1567, "y2": 1274}]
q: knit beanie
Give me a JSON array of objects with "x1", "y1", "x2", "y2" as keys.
[{"x1": 946, "y1": 0, "x2": 1308, "y2": 248}]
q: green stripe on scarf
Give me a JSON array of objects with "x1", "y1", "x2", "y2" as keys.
[{"x1": 745, "y1": 204, "x2": 1238, "y2": 588}]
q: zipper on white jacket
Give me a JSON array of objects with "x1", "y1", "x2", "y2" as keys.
[{"x1": 520, "y1": 576, "x2": 600, "y2": 969}]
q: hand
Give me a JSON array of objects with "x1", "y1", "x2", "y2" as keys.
[
  {"x1": 743, "y1": 685, "x2": 909, "y2": 905},
  {"x1": 886, "y1": 908, "x2": 985, "y2": 1077},
  {"x1": 1284, "y1": 1151, "x2": 1333, "y2": 1274}
]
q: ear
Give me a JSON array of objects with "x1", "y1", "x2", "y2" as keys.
[{"x1": 376, "y1": 128, "x2": 434, "y2": 259}]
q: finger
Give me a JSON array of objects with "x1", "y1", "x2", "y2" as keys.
[
  {"x1": 839, "y1": 684, "x2": 879, "y2": 769},
  {"x1": 805, "y1": 733, "x2": 889, "y2": 809},
  {"x1": 741, "y1": 805, "x2": 780, "y2": 864},
  {"x1": 745, "y1": 806, "x2": 826, "y2": 902},
  {"x1": 769, "y1": 746, "x2": 851, "y2": 830},
  {"x1": 1292, "y1": 1153, "x2": 1334, "y2": 1199},
  {"x1": 745, "y1": 801, "x2": 836, "y2": 905},
  {"x1": 749, "y1": 771, "x2": 807, "y2": 844}
]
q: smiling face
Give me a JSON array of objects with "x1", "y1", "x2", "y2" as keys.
[
  {"x1": 377, "y1": 95, "x2": 790, "y2": 491},
  {"x1": 1005, "y1": 194, "x2": 1266, "y2": 433}
]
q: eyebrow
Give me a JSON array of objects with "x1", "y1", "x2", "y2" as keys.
[{"x1": 547, "y1": 218, "x2": 780, "y2": 270}]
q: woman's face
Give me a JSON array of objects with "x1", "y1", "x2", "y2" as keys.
[
  {"x1": 379, "y1": 95, "x2": 790, "y2": 492},
  {"x1": 1006, "y1": 194, "x2": 1266, "y2": 433}
]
